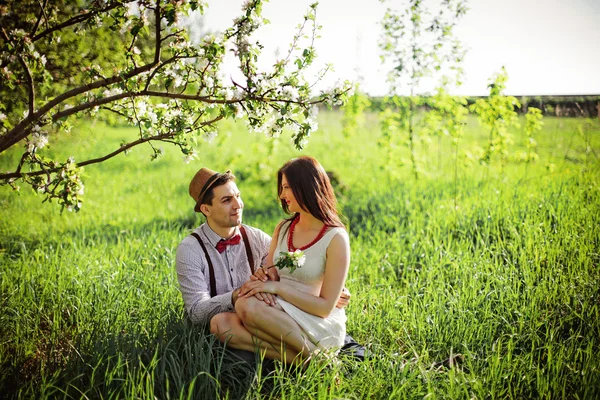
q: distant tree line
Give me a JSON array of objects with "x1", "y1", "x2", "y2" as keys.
[{"x1": 366, "y1": 95, "x2": 600, "y2": 118}]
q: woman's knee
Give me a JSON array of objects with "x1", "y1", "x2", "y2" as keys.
[{"x1": 235, "y1": 296, "x2": 264, "y2": 326}]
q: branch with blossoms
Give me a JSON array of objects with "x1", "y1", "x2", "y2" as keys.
[{"x1": 0, "y1": 0, "x2": 353, "y2": 211}]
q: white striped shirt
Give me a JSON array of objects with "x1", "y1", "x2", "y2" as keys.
[{"x1": 176, "y1": 223, "x2": 271, "y2": 325}]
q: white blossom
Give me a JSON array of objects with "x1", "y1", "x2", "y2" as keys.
[
  {"x1": 183, "y1": 149, "x2": 197, "y2": 164},
  {"x1": 28, "y1": 127, "x2": 48, "y2": 152},
  {"x1": 241, "y1": 0, "x2": 253, "y2": 11},
  {"x1": 233, "y1": 102, "x2": 245, "y2": 119},
  {"x1": 281, "y1": 86, "x2": 299, "y2": 101},
  {"x1": 146, "y1": 110, "x2": 158, "y2": 124},
  {"x1": 173, "y1": 75, "x2": 184, "y2": 88},
  {"x1": 0, "y1": 112, "x2": 5, "y2": 121},
  {"x1": 103, "y1": 87, "x2": 123, "y2": 97},
  {"x1": 202, "y1": 130, "x2": 217, "y2": 143},
  {"x1": 296, "y1": 136, "x2": 309, "y2": 148},
  {"x1": 307, "y1": 117, "x2": 318, "y2": 132},
  {"x1": 137, "y1": 100, "x2": 148, "y2": 116}
]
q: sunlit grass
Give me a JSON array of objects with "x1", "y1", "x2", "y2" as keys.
[{"x1": 1, "y1": 111, "x2": 599, "y2": 398}]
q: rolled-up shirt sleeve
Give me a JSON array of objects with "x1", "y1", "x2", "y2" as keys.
[{"x1": 176, "y1": 241, "x2": 233, "y2": 325}]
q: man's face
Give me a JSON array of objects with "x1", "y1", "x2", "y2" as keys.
[{"x1": 202, "y1": 181, "x2": 243, "y2": 229}]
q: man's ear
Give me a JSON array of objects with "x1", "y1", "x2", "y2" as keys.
[{"x1": 200, "y1": 203, "x2": 210, "y2": 216}]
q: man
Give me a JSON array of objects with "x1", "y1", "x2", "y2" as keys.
[{"x1": 176, "y1": 167, "x2": 352, "y2": 345}]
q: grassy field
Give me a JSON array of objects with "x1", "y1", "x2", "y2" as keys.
[{"x1": 1, "y1": 110, "x2": 599, "y2": 399}]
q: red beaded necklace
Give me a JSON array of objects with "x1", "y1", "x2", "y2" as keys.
[{"x1": 287, "y1": 214, "x2": 329, "y2": 252}]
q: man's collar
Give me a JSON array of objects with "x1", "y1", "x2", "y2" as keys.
[{"x1": 201, "y1": 223, "x2": 239, "y2": 247}]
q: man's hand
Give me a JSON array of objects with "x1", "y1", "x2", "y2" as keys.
[
  {"x1": 239, "y1": 279, "x2": 279, "y2": 298},
  {"x1": 236, "y1": 279, "x2": 277, "y2": 307},
  {"x1": 336, "y1": 287, "x2": 351, "y2": 309}
]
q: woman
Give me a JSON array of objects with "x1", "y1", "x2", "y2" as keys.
[{"x1": 211, "y1": 156, "x2": 350, "y2": 364}]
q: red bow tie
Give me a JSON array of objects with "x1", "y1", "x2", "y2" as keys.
[{"x1": 215, "y1": 234, "x2": 241, "y2": 253}]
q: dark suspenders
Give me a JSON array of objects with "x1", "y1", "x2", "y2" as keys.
[{"x1": 190, "y1": 225, "x2": 255, "y2": 298}]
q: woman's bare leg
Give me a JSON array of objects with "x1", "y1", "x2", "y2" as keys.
[
  {"x1": 210, "y1": 312, "x2": 300, "y2": 364},
  {"x1": 235, "y1": 296, "x2": 317, "y2": 358}
]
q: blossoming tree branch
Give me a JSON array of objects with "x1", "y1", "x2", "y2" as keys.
[{"x1": 0, "y1": 0, "x2": 352, "y2": 211}]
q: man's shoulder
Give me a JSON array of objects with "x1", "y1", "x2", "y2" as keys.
[
  {"x1": 177, "y1": 226, "x2": 204, "y2": 253},
  {"x1": 241, "y1": 224, "x2": 271, "y2": 241}
]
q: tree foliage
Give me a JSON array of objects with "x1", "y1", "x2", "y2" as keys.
[
  {"x1": 0, "y1": 0, "x2": 352, "y2": 211},
  {"x1": 469, "y1": 67, "x2": 521, "y2": 167},
  {"x1": 378, "y1": 0, "x2": 467, "y2": 179}
]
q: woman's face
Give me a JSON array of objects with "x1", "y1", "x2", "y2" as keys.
[{"x1": 280, "y1": 174, "x2": 300, "y2": 213}]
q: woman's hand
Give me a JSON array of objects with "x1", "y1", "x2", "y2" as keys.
[
  {"x1": 239, "y1": 280, "x2": 279, "y2": 298},
  {"x1": 253, "y1": 292, "x2": 277, "y2": 306},
  {"x1": 251, "y1": 266, "x2": 269, "y2": 282},
  {"x1": 250, "y1": 266, "x2": 279, "y2": 282},
  {"x1": 336, "y1": 287, "x2": 351, "y2": 308}
]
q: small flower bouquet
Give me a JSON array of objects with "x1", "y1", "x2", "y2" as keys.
[{"x1": 275, "y1": 250, "x2": 306, "y2": 273}]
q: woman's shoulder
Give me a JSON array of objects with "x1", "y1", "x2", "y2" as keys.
[
  {"x1": 273, "y1": 218, "x2": 293, "y2": 240},
  {"x1": 321, "y1": 226, "x2": 348, "y2": 249}
]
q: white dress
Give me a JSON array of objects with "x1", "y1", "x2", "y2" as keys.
[{"x1": 274, "y1": 221, "x2": 347, "y2": 350}]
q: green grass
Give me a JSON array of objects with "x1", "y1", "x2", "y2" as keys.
[{"x1": 1, "y1": 111, "x2": 599, "y2": 399}]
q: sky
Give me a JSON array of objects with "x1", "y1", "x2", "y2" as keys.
[{"x1": 198, "y1": 0, "x2": 600, "y2": 96}]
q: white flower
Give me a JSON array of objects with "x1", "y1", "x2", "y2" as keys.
[
  {"x1": 233, "y1": 102, "x2": 245, "y2": 119},
  {"x1": 307, "y1": 117, "x2": 318, "y2": 132},
  {"x1": 202, "y1": 34, "x2": 216, "y2": 45},
  {"x1": 298, "y1": 254, "x2": 306, "y2": 266},
  {"x1": 103, "y1": 87, "x2": 123, "y2": 97},
  {"x1": 241, "y1": 0, "x2": 253, "y2": 11},
  {"x1": 132, "y1": 46, "x2": 141, "y2": 55},
  {"x1": 77, "y1": 184, "x2": 84, "y2": 195},
  {"x1": 296, "y1": 137, "x2": 308, "y2": 148},
  {"x1": 28, "y1": 128, "x2": 48, "y2": 152},
  {"x1": 290, "y1": 122, "x2": 300, "y2": 134},
  {"x1": 202, "y1": 130, "x2": 217, "y2": 143},
  {"x1": 183, "y1": 149, "x2": 197, "y2": 164},
  {"x1": 0, "y1": 112, "x2": 5, "y2": 121},
  {"x1": 281, "y1": 86, "x2": 299, "y2": 101},
  {"x1": 137, "y1": 100, "x2": 148, "y2": 116},
  {"x1": 146, "y1": 110, "x2": 157, "y2": 124},
  {"x1": 173, "y1": 75, "x2": 184, "y2": 88},
  {"x1": 293, "y1": 249, "x2": 306, "y2": 266}
]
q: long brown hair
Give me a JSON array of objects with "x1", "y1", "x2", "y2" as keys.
[{"x1": 277, "y1": 156, "x2": 344, "y2": 228}]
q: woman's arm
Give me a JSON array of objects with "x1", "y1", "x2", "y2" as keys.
[
  {"x1": 240, "y1": 230, "x2": 350, "y2": 318},
  {"x1": 250, "y1": 221, "x2": 284, "y2": 283}
]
